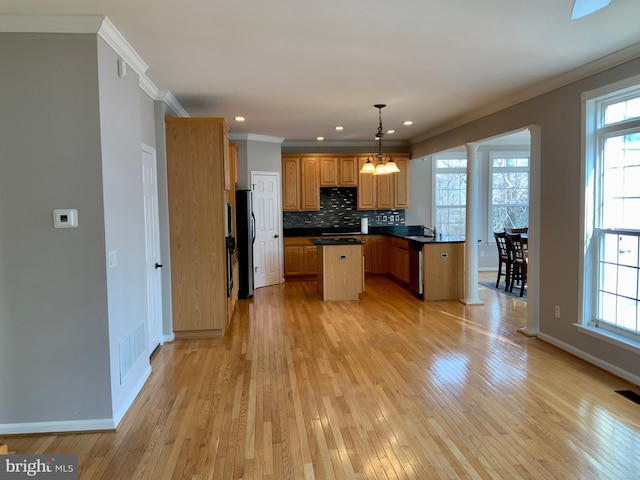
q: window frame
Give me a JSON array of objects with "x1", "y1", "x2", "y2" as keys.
[
  {"x1": 581, "y1": 73, "x2": 640, "y2": 347},
  {"x1": 431, "y1": 152, "x2": 467, "y2": 237},
  {"x1": 488, "y1": 150, "x2": 530, "y2": 240}
]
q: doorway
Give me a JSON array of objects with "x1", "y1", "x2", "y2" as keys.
[{"x1": 251, "y1": 171, "x2": 283, "y2": 288}]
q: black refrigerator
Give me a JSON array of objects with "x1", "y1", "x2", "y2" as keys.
[{"x1": 236, "y1": 190, "x2": 255, "y2": 298}]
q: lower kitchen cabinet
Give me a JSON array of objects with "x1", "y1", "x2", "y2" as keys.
[
  {"x1": 390, "y1": 238, "x2": 409, "y2": 284},
  {"x1": 422, "y1": 242, "x2": 464, "y2": 301},
  {"x1": 284, "y1": 237, "x2": 319, "y2": 277}
]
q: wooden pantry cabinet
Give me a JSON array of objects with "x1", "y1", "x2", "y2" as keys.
[
  {"x1": 282, "y1": 156, "x2": 320, "y2": 211},
  {"x1": 166, "y1": 118, "x2": 230, "y2": 338}
]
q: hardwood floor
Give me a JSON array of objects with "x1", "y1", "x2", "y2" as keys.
[{"x1": 3, "y1": 276, "x2": 640, "y2": 479}]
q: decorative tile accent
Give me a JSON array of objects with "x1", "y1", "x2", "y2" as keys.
[{"x1": 283, "y1": 187, "x2": 405, "y2": 228}]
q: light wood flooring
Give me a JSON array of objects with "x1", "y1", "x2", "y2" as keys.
[{"x1": 2, "y1": 276, "x2": 640, "y2": 479}]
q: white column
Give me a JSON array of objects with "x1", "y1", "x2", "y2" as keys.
[
  {"x1": 519, "y1": 126, "x2": 541, "y2": 336},
  {"x1": 461, "y1": 142, "x2": 483, "y2": 305}
]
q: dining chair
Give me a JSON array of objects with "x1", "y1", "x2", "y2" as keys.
[
  {"x1": 493, "y1": 231, "x2": 512, "y2": 290},
  {"x1": 506, "y1": 232, "x2": 527, "y2": 297},
  {"x1": 505, "y1": 227, "x2": 528, "y2": 234}
]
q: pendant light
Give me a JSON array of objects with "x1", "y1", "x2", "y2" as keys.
[{"x1": 360, "y1": 104, "x2": 400, "y2": 175}]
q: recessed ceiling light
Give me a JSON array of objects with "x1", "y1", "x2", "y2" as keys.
[
  {"x1": 234, "y1": 116, "x2": 245, "y2": 122},
  {"x1": 317, "y1": 136, "x2": 324, "y2": 141},
  {"x1": 403, "y1": 120, "x2": 414, "y2": 126},
  {"x1": 335, "y1": 126, "x2": 344, "y2": 131},
  {"x1": 386, "y1": 129, "x2": 396, "y2": 134}
]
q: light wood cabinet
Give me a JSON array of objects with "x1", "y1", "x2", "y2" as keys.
[
  {"x1": 166, "y1": 118, "x2": 228, "y2": 338},
  {"x1": 394, "y1": 155, "x2": 410, "y2": 209},
  {"x1": 282, "y1": 156, "x2": 319, "y2": 211},
  {"x1": 372, "y1": 235, "x2": 390, "y2": 273},
  {"x1": 390, "y1": 238, "x2": 409, "y2": 284},
  {"x1": 339, "y1": 157, "x2": 358, "y2": 186},
  {"x1": 357, "y1": 157, "x2": 376, "y2": 209},
  {"x1": 300, "y1": 157, "x2": 320, "y2": 210},
  {"x1": 320, "y1": 157, "x2": 339, "y2": 186},
  {"x1": 376, "y1": 173, "x2": 393, "y2": 209},
  {"x1": 423, "y1": 242, "x2": 464, "y2": 301},
  {"x1": 283, "y1": 157, "x2": 301, "y2": 211},
  {"x1": 284, "y1": 237, "x2": 320, "y2": 276}
]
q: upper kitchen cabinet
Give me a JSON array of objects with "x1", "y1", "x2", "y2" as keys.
[
  {"x1": 357, "y1": 154, "x2": 410, "y2": 210},
  {"x1": 166, "y1": 118, "x2": 229, "y2": 338},
  {"x1": 282, "y1": 155, "x2": 320, "y2": 211},
  {"x1": 320, "y1": 156, "x2": 358, "y2": 187},
  {"x1": 394, "y1": 155, "x2": 410, "y2": 209}
]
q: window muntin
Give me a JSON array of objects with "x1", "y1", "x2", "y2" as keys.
[
  {"x1": 588, "y1": 85, "x2": 640, "y2": 337},
  {"x1": 434, "y1": 156, "x2": 466, "y2": 236},
  {"x1": 490, "y1": 152, "x2": 529, "y2": 234}
]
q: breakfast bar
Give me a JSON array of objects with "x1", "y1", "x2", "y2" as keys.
[{"x1": 310, "y1": 237, "x2": 365, "y2": 301}]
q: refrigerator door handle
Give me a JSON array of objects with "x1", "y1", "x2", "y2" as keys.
[{"x1": 251, "y1": 212, "x2": 256, "y2": 244}]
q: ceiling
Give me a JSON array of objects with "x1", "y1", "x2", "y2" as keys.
[{"x1": 2, "y1": 1, "x2": 640, "y2": 145}]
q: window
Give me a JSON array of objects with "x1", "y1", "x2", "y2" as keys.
[
  {"x1": 490, "y1": 152, "x2": 529, "y2": 234},
  {"x1": 433, "y1": 156, "x2": 466, "y2": 236},
  {"x1": 584, "y1": 76, "x2": 640, "y2": 339}
]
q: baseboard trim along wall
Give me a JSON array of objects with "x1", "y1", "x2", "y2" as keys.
[
  {"x1": 537, "y1": 332, "x2": 640, "y2": 387},
  {"x1": 0, "y1": 365, "x2": 153, "y2": 435}
]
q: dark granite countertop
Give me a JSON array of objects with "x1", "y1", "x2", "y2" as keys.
[
  {"x1": 309, "y1": 237, "x2": 365, "y2": 246},
  {"x1": 284, "y1": 226, "x2": 465, "y2": 244}
]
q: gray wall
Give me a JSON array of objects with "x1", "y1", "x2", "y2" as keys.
[
  {"x1": 411, "y1": 57, "x2": 640, "y2": 379},
  {"x1": 97, "y1": 38, "x2": 150, "y2": 421},
  {"x1": 140, "y1": 89, "x2": 156, "y2": 148},
  {"x1": 233, "y1": 136, "x2": 283, "y2": 190},
  {"x1": 0, "y1": 33, "x2": 112, "y2": 425}
]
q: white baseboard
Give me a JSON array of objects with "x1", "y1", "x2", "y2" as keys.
[
  {"x1": 537, "y1": 332, "x2": 640, "y2": 386},
  {"x1": 112, "y1": 365, "x2": 152, "y2": 428},
  {"x1": 0, "y1": 418, "x2": 116, "y2": 435},
  {"x1": 0, "y1": 365, "x2": 153, "y2": 435},
  {"x1": 162, "y1": 333, "x2": 175, "y2": 343}
]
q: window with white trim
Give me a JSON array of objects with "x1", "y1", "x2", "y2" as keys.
[
  {"x1": 584, "y1": 78, "x2": 640, "y2": 338},
  {"x1": 490, "y1": 152, "x2": 529, "y2": 234},
  {"x1": 433, "y1": 156, "x2": 466, "y2": 236}
]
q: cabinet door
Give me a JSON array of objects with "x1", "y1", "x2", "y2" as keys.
[
  {"x1": 320, "y1": 157, "x2": 339, "y2": 186},
  {"x1": 284, "y1": 246, "x2": 304, "y2": 276},
  {"x1": 304, "y1": 245, "x2": 318, "y2": 275},
  {"x1": 357, "y1": 157, "x2": 376, "y2": 210},
  {"x1": 362, "y1": 236, "x2": 373, "y2": 273},
  {"x1": 339, "y1": 157, "x2": 358, "y2": 186},
  {"x1": 372, "y1": 235, "x2": 389, "y2": 273},
  {"x1": 300, "y1": 157, "x2": 320, "y2": 210},
  {"x1": 390, "y1": 246, "x2": 403, "y2": 280},
  {"x1": 376, "y1": 173, "x2": 393, "y2": 209},
  {"x1": 401, "y1": 249, "x2": 410, "y2": 283},
  {"x1": 394, "y1": 155, "x2": 410, "y2": 209},
  {"x1": 282, "y1": 157, "x2": 300, "y2": 211}
]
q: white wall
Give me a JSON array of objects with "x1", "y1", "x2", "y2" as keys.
[{"x1": 97, "y1": 37, "x2": 151, "y2": 425}]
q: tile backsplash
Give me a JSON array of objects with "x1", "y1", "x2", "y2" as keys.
[{"x1": 283, "y1": 187, "x2": 405, "y2": 229}]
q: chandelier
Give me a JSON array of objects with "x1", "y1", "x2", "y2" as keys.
[{"x1": 359, "y1": 104, "x2": 400, "y2": 175}]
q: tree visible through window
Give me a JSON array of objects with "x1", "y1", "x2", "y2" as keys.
[
  {"x1": 491, "y1": 153, "x2": 529, "y2": 233},
  {"x1": 434, "y1": 158, "x2": 466, "y2": 236}
]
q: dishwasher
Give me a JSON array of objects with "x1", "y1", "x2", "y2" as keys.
[{"x1": 408, "y1": 240, "x2": 423, "y2": 297}]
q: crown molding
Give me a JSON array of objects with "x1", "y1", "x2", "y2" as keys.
[
  {"x1": 411, "y1": 41, "x2": 640, "y2": 144},
  {"x1": 229, "y1": 133, "x2": 284, "y2": 144},
  {"x1": 97, "y1": 17, "x2": 148, "y2": 78},
  {"x1": 157, "y1": 90, "x2": 190, "y2": 118},
  {"x1": 139, "y1": 75, "x2": 159, "y2": 99},
  {"x1": 282, "y1": 139, "x2": 409, "y2": 149}
]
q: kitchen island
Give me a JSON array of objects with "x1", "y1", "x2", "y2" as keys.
[{"x1": 310, "y1": 237, "x2": 365, "y2": 301}]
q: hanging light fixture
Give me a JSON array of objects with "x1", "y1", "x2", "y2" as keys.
[{"x1": 360, "y1": 104, "x2": 400, "y2": 175}]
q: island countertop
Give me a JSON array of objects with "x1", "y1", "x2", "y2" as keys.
[{"x1": 309, "y1": 237, "x2": 365, "y2": 246}]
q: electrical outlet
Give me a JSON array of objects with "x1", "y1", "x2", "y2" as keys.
[
  {"x1": 395, "y1": 214, "x2": 400, "y2": 221},
  {"x1": 554, "y1": 305, "x2": 561, "y2": 318},
  {"x1": 382, "y1": 215, "x2": 387, "y2": 221},
  {"x1": 375, "y1": 216, "x2": 380, "y2": 221}
]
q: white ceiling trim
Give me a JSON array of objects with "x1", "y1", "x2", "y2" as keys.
[
  {"x1": 157, "y1": 91, "x2": 189, "y2": 118},
  {"x1": 411, "y1": 41, "x2": 640, "y2": 144},
  {"x1": 229, "y1": 133, "x2": 284, "y2": 144},
  {"x1": 97, "y1": 17, "x2": 148, "y2": 78},
  {"x1": 139, "y1": 75, "x2": 159, "y2": 99}
]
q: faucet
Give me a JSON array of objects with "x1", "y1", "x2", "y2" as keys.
[{"x1": 423, "y1": 225, "x2": 436, "y2": 237}]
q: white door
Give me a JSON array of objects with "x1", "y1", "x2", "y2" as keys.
[
  {"x1": 252, "y1": 171, "x2": 282, "y2": 288},
  {"x1": 142, "y1": 145, "x2": 163, "y2": 355}
]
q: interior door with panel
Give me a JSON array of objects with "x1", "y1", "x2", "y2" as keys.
[
  {"x1": 142, "y1": 145, "x2": 163, "y2": 355},
  {"x1": 252, "y1": 171, "x2": 283, "y2": 288}
]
